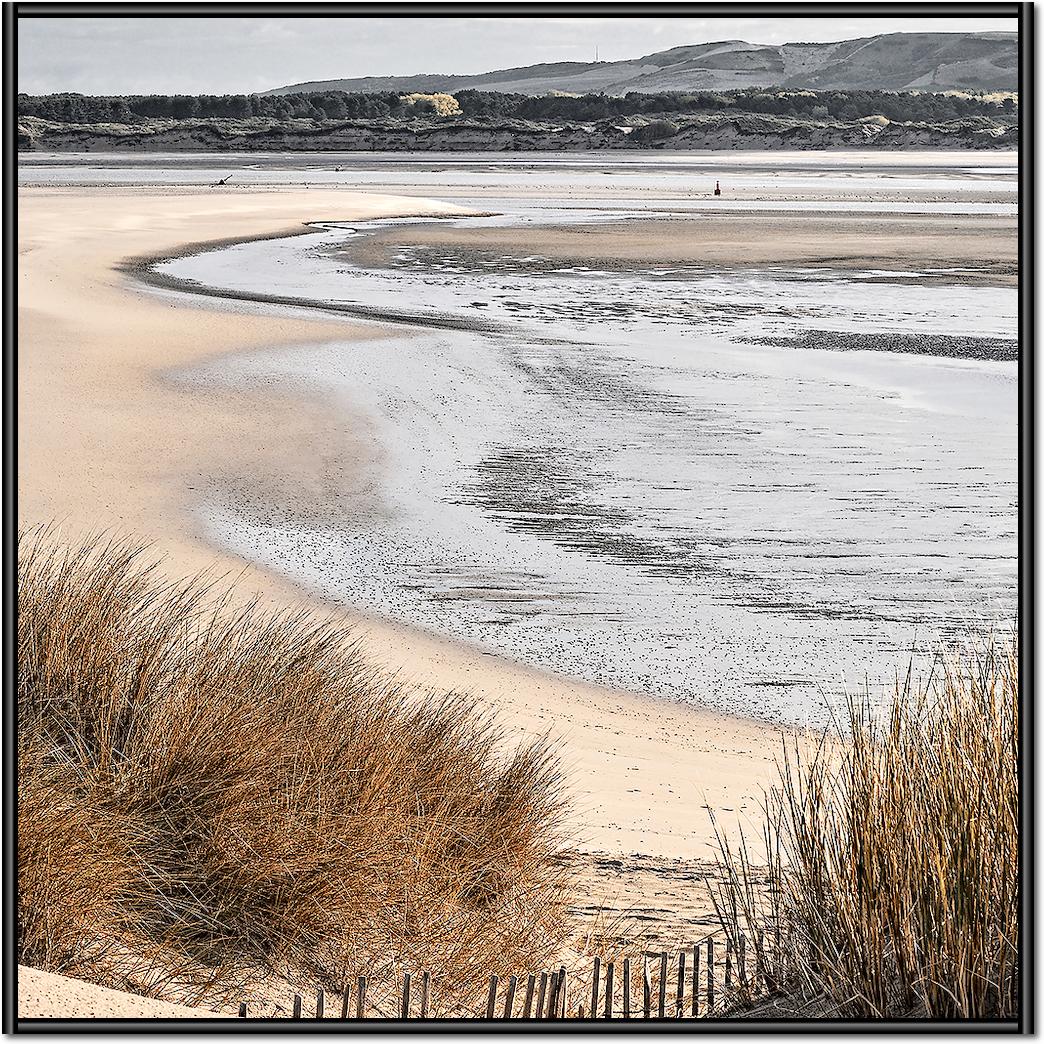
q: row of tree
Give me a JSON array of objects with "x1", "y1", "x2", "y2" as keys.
[{"x1": 18, "y1": 87, "x2": 1016, "y2": 126}]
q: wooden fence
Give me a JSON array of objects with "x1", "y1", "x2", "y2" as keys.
[{"x1": 238, "y1": 931, "x2": 776, "y2": 1020}]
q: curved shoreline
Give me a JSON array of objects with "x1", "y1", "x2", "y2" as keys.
[
  {"x1": 18, "y1": 184, "x2": 784, "y2": 864},
  {"x1": 129, "y1": 197, "x2": 1016, "y2": 726}
]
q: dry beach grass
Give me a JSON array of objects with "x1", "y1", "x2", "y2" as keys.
[
  {"x1": 714, "y1": 634, "x2": 1019, "y2": 1019},
  {"x1": 18, "y1": 532, "x2": 572, "y2": 1013}
]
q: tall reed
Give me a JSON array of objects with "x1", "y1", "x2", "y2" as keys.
[{"x1": 713, "y1": 634, "x2": 1019, "y2": 1019}]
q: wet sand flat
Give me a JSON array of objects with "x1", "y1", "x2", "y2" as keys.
[
  {"x1": 158, "y1": 185, "x2": 1016, "y2": 725},
  {"x1": 353, "y1": 211, "x2": 1017, "y2": 285}
]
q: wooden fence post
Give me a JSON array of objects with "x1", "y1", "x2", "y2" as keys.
[
  {"x1": 692, "y1": 944, "x2": 701, "y2": 1017},
  {"x1": 341, "y1": 983, "x2": 351, "y2": 1020},
  {"x1": 642, "y1": 956, "x2": 652, "y2": 1019},
  {"x1": 604, "y1": 962, "x2": 614, "y2": 1019},
  {"x1": 535, "y1": 972, "x2": 548, "y2": 1019},
  {"x1": 676, "y1": 951, "x2": 686, "y2": 1018},
  {"x1": 401, "y1": 973, "x2": 411, "y2": 1019},
  {"x1": 356, "y1": 975, "x2": 367, "y2": 1019},
  {"x1": 552, "y1": 970, "x2": 566, "y2": 1020},
  {"x1": 522, "y1": 974, "x2": 536, "y2": 1018},
  {"x1": 658, "y1": 952, "x2": 668, "y2": 1019},
  {"x1": 590, "y1": 956, "x2": 600, "y2": 1020},
  {"x1": 706, "y1": 939, "x2": 715, "y2": 1013},
  {"x1": 622, "y1": 958, "x2": 631, "y2": 1019},
  {"x1": 725, "y1": 939, "x2": 733, "y2": 992},
  {"x1": 292, "y1": 994, "x2": 302, "y2": 1020},
  {"x1": 238, "y1": 1002, "x2": 247, "y2": 1018},
  {"x1": 739, "y1": 935, "x2": 747, "y2": 988},
  {"x1": 420, "y1": 971, "x2": 431, "y2": 1019},
  {"x1": 558, "y1": 968, "x2": 568, "y2": 1019},
  {"x1": 503, "y1": 975, "x2": 517, "y2": 1019},
  {"x1": 486, "y1": 975, "x2": 498, "y2": 1020},
  {"x1": 316, "y1": 989, "x2": 325, "y2": 1019}
]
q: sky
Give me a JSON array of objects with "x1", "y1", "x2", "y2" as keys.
[{"x1": 18, "y1": 14, "x2": 1017, "y2": 95}]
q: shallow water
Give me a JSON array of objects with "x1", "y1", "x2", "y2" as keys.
[
  {"x1": 148, "y1": 158, "x2": 1018, "y2": 727},
  {"x1": 20, "y1": 149, "x2": 1017, "y2": 208}
]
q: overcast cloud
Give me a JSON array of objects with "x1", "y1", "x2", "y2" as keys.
[{"x1": 18, "y1": 13, "x2": 1017, "y2": 95}]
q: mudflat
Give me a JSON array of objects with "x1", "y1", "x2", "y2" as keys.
[{"x1": 351, "y1": 211, "x2": 1017, "y2": 285}]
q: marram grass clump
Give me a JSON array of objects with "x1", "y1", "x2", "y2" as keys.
[
  {"x1": 713, "y1": 634, "x2": 1019, "y2": 1019},
  {"x1": 17, "y1": 532, "x2": 572, "y2": 1010}
]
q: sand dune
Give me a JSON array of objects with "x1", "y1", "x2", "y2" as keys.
[{"x1": 17, "y1": 966, "x2": 228, "y2": 1019}]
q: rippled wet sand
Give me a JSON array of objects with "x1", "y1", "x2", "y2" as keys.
[{"x1": 156, "y1": 171, "x2": 1018, "y2": 726}]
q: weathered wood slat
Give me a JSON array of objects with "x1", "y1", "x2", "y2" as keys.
[
  {"x1": 420, "y1": 971, "x2": 431, "y2": 1019},
  {"x1": 590, "y1": 956, "x2": 601, "y2": 1020},
  {"x1": 485, "y1": 975, "x2": 498, "y2": 1020},
  {"x1": 292, "y1": 994, "x2": 302, "y2": 1020},
  {"x1": 316, "y1": 989, "x2": 325, "y2": 1019},
  {"x1": 692, "y1": 944, "x2": 701, "y2": 1018},
  {"x1": 522, "y1": 973, "x2": 536, "y2": 1018},
  {"x1": 357, "y1": 976, "x2": 367, "y2": 1019},
  {"x1": 503, "y1": 975, "x2": 517, "y2": 1019},
  {"x1": 401, "y1": 973, "x2": 411, "y2": 1019},
  {"x1": 643, "y1": 956, "x2": 652, "y2": 1019},
  {"x1": 546, "y1": 969, "x2": 560, "y2": 1020},
  {"x1": 707, "y1": 939, "x2": 716, "y2": 1012},
  {"x1": 676, "y1": 951, "x2": 686, "y2": 1018},
  {"x1": 341, "y1": 983, "x2": 351, "y2": 1020},
  {"x1": 622, "y1": 958, "x2": 631, "y2": 1019},
  {"x1": 604, "y1": 961, "x2": 614, "y2": 1019},
  {"x1": 238, "y1": 1002, "x2": 247, "y2": 1018},
  {"x1": 535, "y1": 971, "x2": 548, "y2": 1019},
  {"x1": 658, "y1": 952, "x2": 668, "y2": 1018}
]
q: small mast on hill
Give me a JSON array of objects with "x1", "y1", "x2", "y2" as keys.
[{"x1": 713, "y1": 180, "x2": 721, "y2": 196}]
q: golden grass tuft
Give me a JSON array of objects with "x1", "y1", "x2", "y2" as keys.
[
  {"x1": 17, "y1": 532, "x2": 572, "y2": 1011},
  {"x1": 713, "y1": 633, "x2": 1019, "y2": 1019}
]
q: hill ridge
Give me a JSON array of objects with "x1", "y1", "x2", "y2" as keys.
[{"x1": 265, "y1": 31, "x2": 1017, "y2": 96}]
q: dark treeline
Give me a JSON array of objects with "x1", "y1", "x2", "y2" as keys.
[
  {"x1": 17, "y1": 91, "x2": 409, "y2": 121},
  {"x1": 18, "y1": 88, "x2": 1017, "y2": 125},
  {"x1": 456, "y1": 88, "x2": 1015, "y2": 122}
]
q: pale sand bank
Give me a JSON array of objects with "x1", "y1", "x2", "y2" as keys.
[
  {"x1": 18, "y1": 186, "x2": 783, "y2": 868},
  {"x1": 17, "y1": 965, "x2": 227, "y2": 1019},
  {"x1": 355, "y1": 211, "x2": 1017, "y2": 285}
]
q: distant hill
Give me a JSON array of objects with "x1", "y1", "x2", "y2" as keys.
[{"x1": 266, "y1": 31, "x2": 1017, "y2": 97}]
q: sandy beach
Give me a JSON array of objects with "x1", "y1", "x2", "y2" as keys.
[{"x1": 18, "y1": 184, "x2": 784, "y2": 976}]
